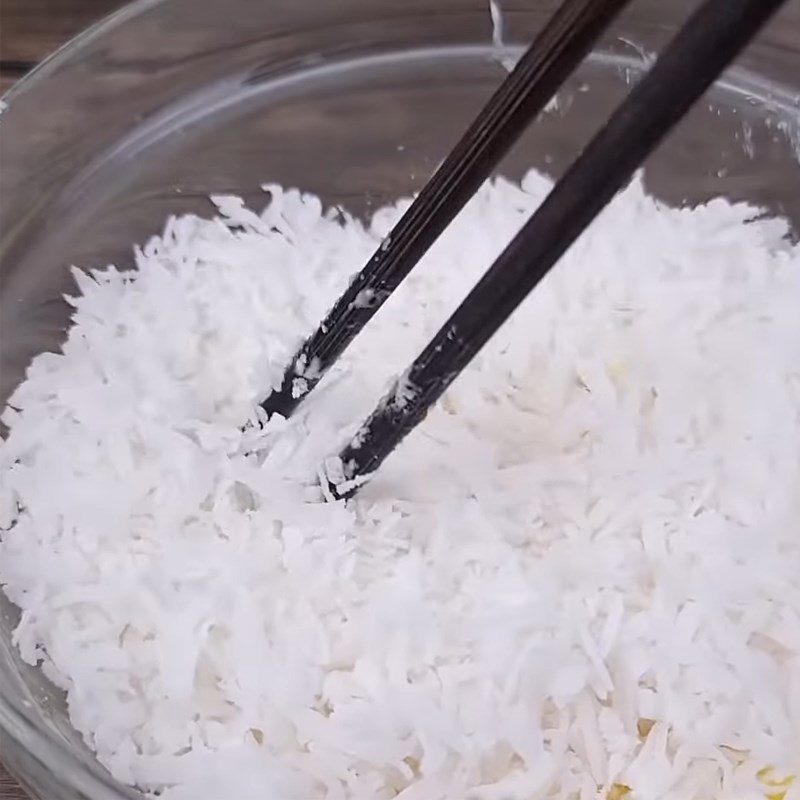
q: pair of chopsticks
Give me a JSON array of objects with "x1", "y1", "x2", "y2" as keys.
[{"x1": 261, "y1": 0, "x2": 787, "y2": 499}]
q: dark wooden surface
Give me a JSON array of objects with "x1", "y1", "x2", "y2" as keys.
[
  {"x1": 0, "y1": 0, "x2": 122, "y2": 90},
  {"x1": 1, "y1": 10, "x2": 124, "y2": 800},
  {"x1": 0, "y1": 772, "x2": 26, "y2": 800}
]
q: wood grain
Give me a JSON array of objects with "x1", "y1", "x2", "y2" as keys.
[
  {"x1": 1, "y1": 9, "x2": 123, "y2": 800},
  {"x1": 0, "y1": 763, "x2": 28, "y2": 800},
  {"x1": 0, "y1": 0, "x2": 122, "y2": 64}
]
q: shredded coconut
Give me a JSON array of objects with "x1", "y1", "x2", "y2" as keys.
[
  {"x1": 488, "y1": 0, "x2": 517, "y2": 73},
  {"x1": 1, "y1": 172, "x2": 799, "y2": 800},
  {"x1": 353, "y1": 288, "x2": 377, "y2": 309}
]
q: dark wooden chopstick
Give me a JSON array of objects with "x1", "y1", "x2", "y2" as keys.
[
  {"x1": 331, "y1": 0, "x2": 788, "y2": 499},
  {"x1": 260, "y1": 0, "x2": 634, "y2": 419}
]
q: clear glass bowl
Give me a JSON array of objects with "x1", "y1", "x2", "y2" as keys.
[{"x1": 0, "y1": 0, "x2": 798, "y2": 797}]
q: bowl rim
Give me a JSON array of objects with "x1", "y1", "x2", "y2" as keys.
[{"x1": 1, "y1": 0, "x2": 163, "y2": 105}]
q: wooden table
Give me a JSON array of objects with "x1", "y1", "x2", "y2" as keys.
[
  {"x1": 2, "y1": 12, "x2": 124, "y2": 800},
  {"x1": 0, "y1": 0, "x2": 122, "y2": 90},
  {"x1": 0, "y1": 772, "x2": 26, "y2": 800}
]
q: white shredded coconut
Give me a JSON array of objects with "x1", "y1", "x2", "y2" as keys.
[
  {"x1": 1, "y1": 172, "x2": 799, "y2": 800},
  {"x1": 488, "y1": 0, "x2": 517, "y2": 73},
  {"x1": 390, "y1": 369, "x2": 418, "y2": 411},
  {"x1": 353, "y1": 288, "x2": 376, "y2": 309},
  {"x1": 291, "y1": 377, "x2": 309, "y2": 399},
  {"x1": 489, "y1": 0, "x2": 504, "y2": 50}
]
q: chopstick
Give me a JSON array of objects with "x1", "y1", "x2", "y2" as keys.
[
  {"x1": 331, "y1": 0, "x2": 787, "y2": 499},
  {"x1": 260, "y1": 0, "x2": 634, "y2": 419}
]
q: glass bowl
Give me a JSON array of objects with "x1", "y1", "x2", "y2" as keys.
[{"x1": 0, "y1": 0, "x2": 798, "y2": 797}]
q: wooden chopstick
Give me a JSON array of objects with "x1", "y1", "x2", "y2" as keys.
[
  {"x1": 260, "y1": 0, "x2": 634, "y2": 419},
  {"x1": 331, "y1": 0, "x2": 788, "y2": 499}
]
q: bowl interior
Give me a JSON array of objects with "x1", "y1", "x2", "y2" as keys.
[{"x1": 0, "y1": 0, "x2": 799, "y2": 797}]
